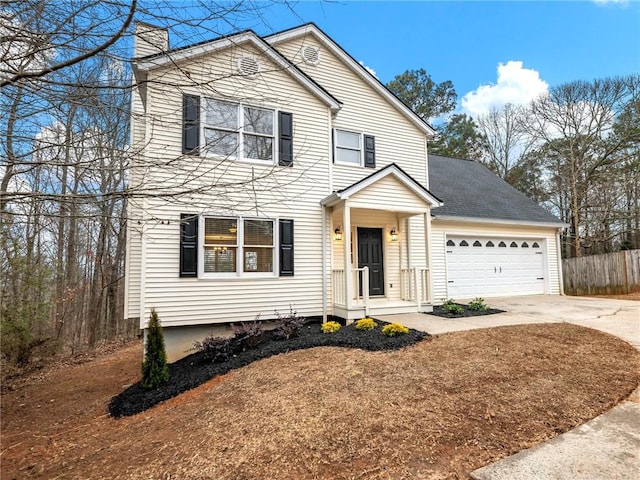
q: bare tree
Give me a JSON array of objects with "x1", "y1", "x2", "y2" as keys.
[
  {"x1": 526, "y1": 75, "x2": 639, "y2": 257},
  {"x1": 1, "y1": 0, "x2": 299, "y2": 368},
  {"x1": 476, "y1": 103, "x2": 536, "y2": 182}
]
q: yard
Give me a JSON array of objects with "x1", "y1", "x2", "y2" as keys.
[{"x1": 2, "y1": 323, "x2": 639, "y2": 479}]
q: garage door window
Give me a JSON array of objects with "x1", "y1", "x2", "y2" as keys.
[
  {"x1": 522, "y1": 242, "x2": 529, "y2": 248},
  {"x1": 447, "y1": 239, "x2": 455, "y2": 246},
  {"x1": 532, "y1": 242, "x2": 540, "y2": 248},
  {"x1": 498, "y1": 241, "x2": 506, "y2": 247},
  {"x1": 460, "y1": 240, "x2": 469, "y2": 246},
  {"x1": 510, "y1": 242, "x2": 518, "y2": 247},
  {"x1": 486, "y1": 241, "x2": 495, "y2": 247}
]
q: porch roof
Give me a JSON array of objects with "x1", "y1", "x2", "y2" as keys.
[{"x1": 320, "y1": 163, "x2": 443, "y2": 209}]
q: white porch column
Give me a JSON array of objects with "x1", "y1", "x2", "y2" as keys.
[
  {"x1": 423, "y1": 210, "x2": 434, "y2": 304},
  {"x1": 343, "y1": 201, "x2": 352, "y2": 310}
]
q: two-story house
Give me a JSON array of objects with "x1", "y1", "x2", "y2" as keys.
[{"x1": 126, "y1": 23, "x2": 565, "y2": 361}]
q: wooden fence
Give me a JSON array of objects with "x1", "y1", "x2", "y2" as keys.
[{"x1": 562, "y1": 249, "x2": 640, "y2": 296}]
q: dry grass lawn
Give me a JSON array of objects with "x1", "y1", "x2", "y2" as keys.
[{"x1": 2, "y1": 323, "x2": 639, "y2": 480}]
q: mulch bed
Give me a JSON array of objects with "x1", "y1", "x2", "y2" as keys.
[
  {"x1": 109, "y1": 320, "x2": 428, "y2": 418},
  {"x1": 429, "y1": 304, "x2": 505, "y2": 318}
]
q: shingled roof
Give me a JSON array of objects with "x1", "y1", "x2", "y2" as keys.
[{"x1": 428, "y1": 154, "x2": 564, "y2": 226}]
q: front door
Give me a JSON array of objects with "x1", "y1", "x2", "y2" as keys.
[{"x1": 357, "y1": 227, "x2": 384, "y2": 296}]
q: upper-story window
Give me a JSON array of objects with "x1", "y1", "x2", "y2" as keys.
[
  {"x1": 204, "y1": 99, "x2": 274, "y2": 162},
  {"x1": 333, "y1": 129, "x2": 376, "y2": 168},
  {"x1": 182, "y1": 94, "x2": 293, "y2": 167}
]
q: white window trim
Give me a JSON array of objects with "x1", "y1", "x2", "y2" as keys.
[
  {"x1": 334, "y1": 128, "x2": 364, "y2": 167},
  {"x1": 201, "y1": 98, "x2": 277, "y2": 165},
  {"x1": 199, "y1": 215, "x2": 278, "y2": 279}
]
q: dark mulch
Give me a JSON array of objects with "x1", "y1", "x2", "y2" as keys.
[
  {"x1": 109, "y1": 321, "x2": 428, "y2": 418},
  {"x1": 429, "y1": 304, "x2": 505, "y2": 319}
]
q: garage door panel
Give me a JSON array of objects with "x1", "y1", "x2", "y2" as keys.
[{"x1": 446, "y1": 236, "x2": 545, "y2": 298}]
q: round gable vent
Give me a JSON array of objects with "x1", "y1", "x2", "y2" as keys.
[
  {"x1": 302, "y1": 45, "x2": 320, "y2": 65},
  {"x1": 237, "y1": 56, "x2": 259, "y2": 76}
]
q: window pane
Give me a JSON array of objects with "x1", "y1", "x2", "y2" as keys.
[
  {"x1": 244, "y1": 107, "x2": 273, "y2": 135},
  {"x1": 204, "y1": 247, "x2": 237, "y2": 273},
  {"x1": 205, "y1": 129, "x2": 238, "y2": 157},
  {"x1": 336, "y1": 130, "x2": 360, "y2": 149},
  {"x1": 205, "y1": 99, "x2": 237, "y2": 129},
  {"x1": 336, "y1": 147, "x2": 360, "y2": 165},
  {"x1": 244, "y1": 134, "x2": 273, "y2": 161},
  {"x1": 205, "y1": 218, "x2": 238, "y2": 245},
  {"x1": 244, "y1": 247, "x2": 273, "y2": 272},
  {"x1": 244, "y1": 219, "x2": 273, "y2": 245}
]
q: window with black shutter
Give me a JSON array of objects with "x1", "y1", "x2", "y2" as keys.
[
  {"x1": 183, "y1": 95, "x2": 200, "y2": 154},
  {"x1": 278, "y1": 111, "x2": 293, "y2": 166},
  {"x1": 180, "y1": 213, "x2": 198, "y2": 277},
  {"x1": 279, "y1": 219, "x2": 294, "y2": 276}
]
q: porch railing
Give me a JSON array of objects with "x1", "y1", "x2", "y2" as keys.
[
  {"x1": 401, "y1": 267, "x2": 430, "y2": 309},
  {"x1": 331, "y1": 267, "x2": 370, "y2": 315}
]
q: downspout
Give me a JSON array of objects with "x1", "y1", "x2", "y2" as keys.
[
  {"x1": 556, "y1": 227, "x2": 565, "y2": 296},
  {"x1": 321, "y1": 205, "x2": 328, "y2": 322}
]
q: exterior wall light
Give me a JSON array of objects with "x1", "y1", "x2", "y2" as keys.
[
  {"x1": 390, "y1": 228, "x2": 398, "y2": 242},
  {"x1": 334, "y1": 226, "x2": 342, "y2": 241}
]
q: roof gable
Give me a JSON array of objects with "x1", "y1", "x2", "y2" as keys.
[
  {"x1": 265, "y1": 23, "x2": 436, "y2": 137},
  {"x1": 134, "y1": 30, "x2": 341, "y2": 111},
  {"x1": 428, "y1": 154, "x2": 566, "y2": 226},
  {"x1": 321, "y1": 163, "x2": 442, "y2": 208}
]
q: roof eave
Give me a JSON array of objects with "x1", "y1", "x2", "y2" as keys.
[
  {"x1": 432, "y1": 214, "x2": 568, "y2": 229},
  {"x1": 135, "y1": 31, "x2": 341, "y2": 111}
]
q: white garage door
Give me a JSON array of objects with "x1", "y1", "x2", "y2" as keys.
[{"x1": 445, "y1": 237, "x2": 546, "y2": 298}]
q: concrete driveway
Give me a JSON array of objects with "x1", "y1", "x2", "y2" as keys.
[
  {"x1": 376, "y1": 295, "x2": 640, "y2": 480},
  {"x1": 379, "y1": 294, "x2": 640, "y2": 349}
]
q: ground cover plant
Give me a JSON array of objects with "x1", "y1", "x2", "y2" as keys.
[
  {"x1": 431, "y1": 298, "x2": 505, "y2": 318},
  {"x1": 109, "y1": 319, "x2": 426, "y2": 417},
  {"x1": 2, "y1": 323, "x2": 638, "y2": 480}
]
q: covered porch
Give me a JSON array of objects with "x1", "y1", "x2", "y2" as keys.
[{"x1": 321, "y1": 164, "x2": 443, "y2": 320}]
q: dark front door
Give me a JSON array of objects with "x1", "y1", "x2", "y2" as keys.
[{"x1": 357, "y1": 227, "x2": 384, "y2": 296}]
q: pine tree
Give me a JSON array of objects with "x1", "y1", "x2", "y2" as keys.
[{"x1": 141, "y1": 308, "x2": 169, "y2": 389}]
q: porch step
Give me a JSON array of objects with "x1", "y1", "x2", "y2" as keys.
[{"x1": 333, "y1": 301, "x2": 432, "y2": 320}]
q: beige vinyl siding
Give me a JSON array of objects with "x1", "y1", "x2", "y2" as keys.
[
  {"x1": 349, "y1": 175, "x2": 429, "y2": 212},
  {"x1": 430, "y1": 220, "x2": 562, "y2": 301},
  {"x1": 273, "y1": 38, "x2": 429, "y2": 189},
  {"x1": 128, "y1": 42, "x2": 334, "y2": 328},
  {"x1": 124, "y1": 219, "x2": 142, "y2": 319}
]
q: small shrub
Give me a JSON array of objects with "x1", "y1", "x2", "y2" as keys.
[
  {"x1": 142, "y1": 309, "x2": 169, "y2": 389},
  {"x1": 274, "y1": 306, "x2": 305, "y2": 339},
  {"x1": 468, "y1": 297, "x2": 488, "y2": 311},
  {"x1": 321, "y1": 321, "x2": 341, "y2": 334},
  {"x1": 355, "y1": 317, "x2": 378, "y2": 331},
  {"x1": 231, "y1": 319, "x2": 263, "y2": 349},
  {"x1": 193, "y1": 335, "x2": 236, "y2": 363},
  {"x1": 381, "y1": 322, "x2": 409, "y2": 337},
  {"x1": 442, "y1": 299, "x2": 464, "y2": 315}
]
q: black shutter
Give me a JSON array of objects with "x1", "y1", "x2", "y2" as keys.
[
  {"x1": 364, "y1": 134, "x2": 375, "y2": 168},
  {"x1": 279, "y1": 219, "x2": 294, "y2": 276},
  {"x1": 183, "y1": 94, "x2": 200, "y2": 154},
  {"x1": 278, "y1": 111, "x2": 293, "y2": 166},
  {"x1": 331, "y1": 129, "x2": 336, "y2": 163},
  {"x1": 180, "y1": 213, "x2": 198, "y2": 277}
]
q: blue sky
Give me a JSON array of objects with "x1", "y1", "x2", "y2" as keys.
[{"x1": 229, "y1": 0, "x2": 639, "y2": 117}]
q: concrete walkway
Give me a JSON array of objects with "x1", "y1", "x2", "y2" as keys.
[{"x1": 376, "y1": 295, "x2": 640, "y2": 480}]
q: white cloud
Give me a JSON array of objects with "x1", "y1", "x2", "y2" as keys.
[
  {"x1": 358, "y1": 60, "x2": 378, "y2": 79},
  {"x1": 461, "y1": 61, "x2": 548, "y2": 117}
]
